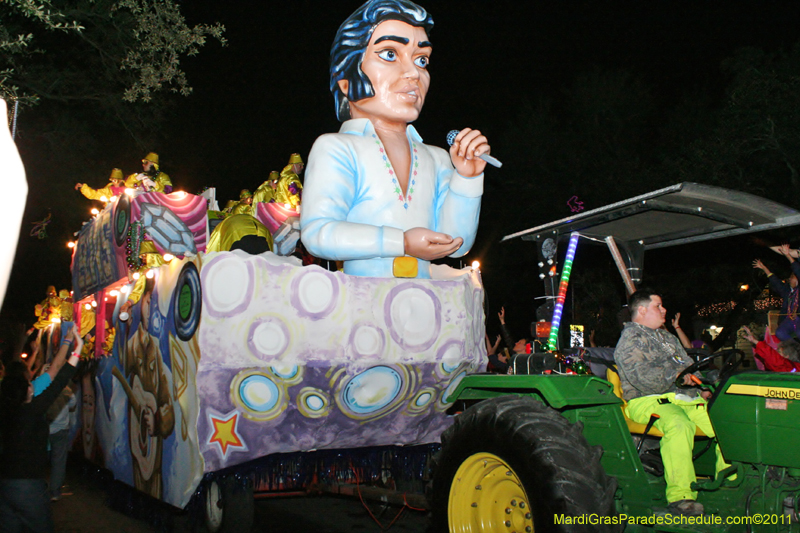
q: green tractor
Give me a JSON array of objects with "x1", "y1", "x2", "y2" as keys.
[{"x1": 431, "y1": 183, "x2": 800, "y2": 532}]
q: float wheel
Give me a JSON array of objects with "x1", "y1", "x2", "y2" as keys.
[{"x1": 200, "y1": 477, "x2": 253, "y2": 533}]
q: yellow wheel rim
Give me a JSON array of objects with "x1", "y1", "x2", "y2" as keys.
[{"x1": 448, "y1": 452, "x2": 534, "y2": 533}]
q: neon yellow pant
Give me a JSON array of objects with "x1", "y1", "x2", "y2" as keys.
[{"x1": 626, "y1": 393, "x2": 728, "y2": 503}]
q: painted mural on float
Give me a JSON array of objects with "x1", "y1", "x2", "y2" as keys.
[{"x1": 87, "y1": 248, "x2": 485, "y2": 509}]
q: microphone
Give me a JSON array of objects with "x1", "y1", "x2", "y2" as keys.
[{"x1": 446, "y1": 130, "x2": 502, "y2": 168}]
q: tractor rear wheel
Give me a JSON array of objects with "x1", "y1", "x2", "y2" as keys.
[{"x1": 431, "y1": 395, "x2": 620, "y2": 532}]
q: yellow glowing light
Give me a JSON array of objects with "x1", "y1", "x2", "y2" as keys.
[
  {"x1": 109, "y1": 290, "x2": 119, "y2": 297},
  {"x1": 125, "y1": 188, "x2": 136, "y2": 196},
  {"x1": 132, "y1": 272, "x2": 141, "y2": 280},
  {"x1": 110, "y1": 196, "x2": 118, "y2": 202},
  {"x1": 120, "y1": 285, "x2": 130, "y2": 294},
  {"x1": 145, "y1": 269, "x2": 155, "y2": 279},
  {"x1": 21, "y1": 352, "x2": 28, "y2": 359},
  {"x1": 67, "y1": 242, "x2": 75, "y2": 248},
  {"x1": 739, "y1": 284, "x2": 749, "y2": 292},
  {"x1": 99, "y1": 195, "x2": 108, "y2": 203},
  {"x1": 90, "y1": 208, "x2": 99, "y2": 215},
  {"x1": 51, "y1": 317, "x2": 61, "y2": 323},
  {"x1": 84, "y1": 303, "x2": 92, "y2": 310},
  {"x1": 91, "y1": 300, "x2": 97, "y2": 308},
  {"x1": 162, "y1": 253, "x2": 174, "y2": 262},
  {"x1": 471, "y1": 260, "x2": 480, "y2": 270}
]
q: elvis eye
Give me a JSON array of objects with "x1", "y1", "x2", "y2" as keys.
[
  {"x1": 377, "y1": 49, "x2": 397, "y2": 62},
  {"x1": 414, "y1": 56, "x2": 429, "y2": 68}
]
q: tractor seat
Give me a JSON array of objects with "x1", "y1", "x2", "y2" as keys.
[{"x1": 606, "y1": 367, "x2": 706, "y2": 438}]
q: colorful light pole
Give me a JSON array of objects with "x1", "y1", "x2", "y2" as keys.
[{"x1": 548, "y1": 232, "x2": 580, "y2": 351}]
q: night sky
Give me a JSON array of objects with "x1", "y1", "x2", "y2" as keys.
[{"x1": 4, "y1": 0, "x2": 800, "y2": 337}]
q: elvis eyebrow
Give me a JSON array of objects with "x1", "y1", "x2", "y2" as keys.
[
  {"x1": 374, "y1": 35, "x2": 409, "y2": 45},
  {"x1": 373, "y1": 35, "x2": 433, "y2": 49}
]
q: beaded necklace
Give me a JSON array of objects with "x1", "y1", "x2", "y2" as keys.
[{"x1": 372, "y1": 133, "x2": 418, "y2": 210}]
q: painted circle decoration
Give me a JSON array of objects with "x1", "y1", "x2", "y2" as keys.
[
  {"x1": 231, "y1": 370, "x2": 286, "y2": 421},
  {"x1": 337, "y1": 365, "x2": 409, "y2": 419},
  {"x1": 290, "y1": 270, "x2": 339, "y2": 319},
  {"x1": 384, "y1": 283, "x2": 442, "y2": 352},
  {"x1": 437, "y1": 340, "x2": 464, "y2": 377},
  {"x1": 405, "y1": 387, "x2": 437, "y2": 416},
  {"x1": 297, "y1": 387, "x2": 332, "y2": 418},
  {"x1": 172, "y1": 262, "x2": 202, "y2": 341},
  {"x1": 114, "y1": 193, "x2": 131, "y2": 246},
  {"x1": 437, "y1": 370, "x2": 467, "y2": 411},
  {"x1": 202, "y1": 255, "x2": 254, "y2": 318},
  {"x1": 150, "y1": 297, "x2": 165, "y2": 338},
  {"x1": 248, "y1": 318, "x2": 290, "y2": 360},
  {"x1": 349, "y1": 324, "x2": 386, "y2": 358},
  {"x1": 269, "y1": 363, "x2": 303, "y2": 385}
]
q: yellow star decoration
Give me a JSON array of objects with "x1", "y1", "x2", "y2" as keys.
[{"x1": 209, "y1": 412, "x2": 243, "y2": 456}]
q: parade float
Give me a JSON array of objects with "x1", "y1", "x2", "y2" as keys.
[{"x1": 65, "y1": 181, "x2": 485, "y2": 528}]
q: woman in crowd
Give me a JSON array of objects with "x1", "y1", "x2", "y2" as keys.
[{"x1": 0, "y1": 325, "x2": 83, "y2": 533}]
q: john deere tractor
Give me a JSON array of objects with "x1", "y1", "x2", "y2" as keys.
[{"x1": 431, "y1": 183, "x2": 800, "y2": 532}]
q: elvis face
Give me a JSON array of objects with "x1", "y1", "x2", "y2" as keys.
[{"x1": 339, "y1": 20, "x2": 431, "y2": 127}]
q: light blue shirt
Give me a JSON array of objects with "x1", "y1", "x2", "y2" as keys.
[
  {"x1": 32, "y1": 373, "x2": 51, "y2": 396},
  {"x1": 300, "y1": 119, "x2": 483, "y2": 278}
]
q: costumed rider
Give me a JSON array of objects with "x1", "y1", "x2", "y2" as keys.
[
  {"x1": 300, "y1": 0, "x2": 490, "y2": 279},
  {"x1": 275, "y1": 153, "x2": 304, "y2": 210},
  {"x1": 224, "y1": 189, "x2": 254, "y2": 215},
  {"x1": 125, "y1": 152, "x2": 172, "y2": 193},
  {"x1": 614, "y1": 289, "x2": 729, "y2": 517},
  {"x1": 74, "y1": 168, "x2": 125, "y2": 201},
  {"x1": 118, "y1": 241, "x2": 165, "y2": 321},
  {"x1": 252, "y1": 170, "x2": 280, "y2": 205},
  {"x1": 33, "y1": 285, "x2": 61, "y2": 330}
]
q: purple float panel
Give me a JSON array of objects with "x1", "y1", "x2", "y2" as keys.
[{"x1": 195, "y1": 253, "x2": 487, "y2": 472}]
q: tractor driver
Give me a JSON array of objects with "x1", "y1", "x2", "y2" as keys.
[{"x1": 614, "y1": 289, "x2": 728, "y2": 517}]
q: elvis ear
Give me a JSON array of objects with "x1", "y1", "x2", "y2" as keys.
[{"x1": 337, "y1": 79, "x2": 350, "y2": 97}]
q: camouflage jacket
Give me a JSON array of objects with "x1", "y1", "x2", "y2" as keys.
[{"x1": 614, "y1": 322, "x2": 696, "y2": 401}]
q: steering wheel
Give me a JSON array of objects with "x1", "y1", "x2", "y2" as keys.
[{"x1": 675, "y1": 349, "x2": 745, "y2": 389}]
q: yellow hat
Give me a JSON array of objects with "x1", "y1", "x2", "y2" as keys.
[
  {"x1": 58, "y1": 289, "x2": 70, "y2": 299},
  {"x1": 143, "y1": 152, "x2": 159, "y2": 165},
  {"x1": 269, "y1": 171, "x2": 280, "y2": 181},
  {"x1": 240, "y1": 189, "x2": 253, "y2": 199},
  {"x1": 110, "y1": 168, "x2": 123, "y2": 180},
  {"x1": 139, "y1": 240, "x2": 158, "y2": 255},
  {"x1": 47, "y1": 285, "x2": 56, "y2": 295},
  {"x1": 288, "y1": 153, "x2": 304, "y2": 165}
]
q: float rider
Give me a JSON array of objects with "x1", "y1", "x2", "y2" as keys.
[
  {"x1": 125, "y1": 153, "x2": 172, "y2": 193},
  {"x1": 74, "y1": 168, "x2": 126, "y2": 201}
]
